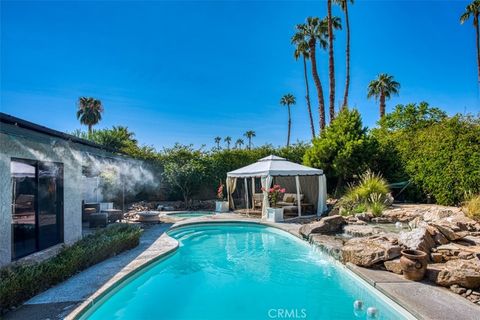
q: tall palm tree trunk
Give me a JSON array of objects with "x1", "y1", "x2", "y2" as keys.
[
  {"x1": 88, "y1": 124, "x2": 93, "y2": 136},
  {"x1": 379, "y1": 92, "x2": 386, "y2": 118},
  {"x1": 342, "y1": 1, "x2": 351, "y2": 108},
  {"x1": 303, "y1": 56, "x2": 316, "y2": 138},
  {"x1": 287, "y1": 105, "x2": 291, "y2": 147},
  {"x1": 476, "y1": 17, "x2": 480, "y2": 83},
  {"x1": 309, "y1": 41, "x2": 326, "y2": 130},
  {"x1": 248, "y1": 138, "x2": 252, "y2": 150},
  {"x1": 327, "y1": 0, "x2": 336, "y2": 122}
]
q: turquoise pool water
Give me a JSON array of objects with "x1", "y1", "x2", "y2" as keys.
[
  {"x1": 80, "y1": 223, "x2": 411, "y2": 320},
  {"x1": 167, "y1": 211, "x2": 215, "y2": 218}
]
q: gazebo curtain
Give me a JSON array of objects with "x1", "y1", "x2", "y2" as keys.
[
  {"x1": 261, "y1": 175, "x2": 273, "y2": 219},
  {"x1": 226, "y1": 177, "x2": 237, "y2": 210},
  {"x1": 317, "y1": 174, "x2": 327, "y2": 214}
]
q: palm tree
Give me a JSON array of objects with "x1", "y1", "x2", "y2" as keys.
[
  {"x1": 224, "y1": 136, "x2": 232, "y2": 150},
  {"x1": 235, "y1": 139, "x2": 244, "y2": 149},
  {"x1": 367, "y1": 74, "x2": 400, "y2": 118},
  {"x1": 335, "y1": 0, "x2": 354, "y2": 107},
  {"x1": 244, "y1": 130, "x2": 256, "y2": 150},
  {"x1": 292, "y1": 34, "x2": 316, "y2": 139},
  {"x1": 327, "y1": 0, "x2": 335, "y2": 123},
  {"x1": 280, "y1": 94, "x2": 296, "y2": 147},
  {"x1": 76, "y1": 97, "x2": 103, "y2": 136},
  {"x1": 461, "y1": 0, "x2": 480, "y2": 83},
  {"x1": 319, "y1": 16, "x2": 342, "y2": 123},
  {"x1": 214, "y1": 136, "x2": 221, "y2": 149},
  {"x1": 294, "y1": 18, "x2": 327, "y2": 130}
]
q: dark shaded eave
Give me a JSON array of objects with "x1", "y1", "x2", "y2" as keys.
[{"x1": 0, "y1": 112, "x2": 119, "y2": 154}]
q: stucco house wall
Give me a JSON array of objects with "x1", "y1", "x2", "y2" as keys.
[{"x1": 0, "y1": 120, "x2": 123, "y2": 267}]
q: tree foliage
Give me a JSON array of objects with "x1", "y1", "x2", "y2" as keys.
[{"x1": 304, "y1": 108, "x2": 371, "y2": 193}]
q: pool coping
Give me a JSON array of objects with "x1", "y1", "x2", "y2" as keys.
[{"x1": 66, "y1": 214, "x2": 479, "y2": 319}]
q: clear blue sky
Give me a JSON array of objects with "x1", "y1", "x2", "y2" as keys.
[{"x1": 1, "y1": 0, "x2": 478, "y2": 150}]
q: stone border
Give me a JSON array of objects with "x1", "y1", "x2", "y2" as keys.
[{"x1": 67, "y1": 214, "x2": 418, "y2": 319}]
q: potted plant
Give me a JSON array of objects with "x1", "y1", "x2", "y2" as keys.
[
  {"x1": 262, "y1": 184, "x2": 286, "y2": 222},
  {"x1": 215, "y1": 182, "x2": 229, "y2": 213}
]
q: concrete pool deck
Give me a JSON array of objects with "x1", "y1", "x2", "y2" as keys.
[{"x1": 5, "y1": 213, "x2": 480, "y2": 320}]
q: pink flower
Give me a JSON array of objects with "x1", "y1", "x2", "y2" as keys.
[{"x1": 280, "y1": 188, "x2": 286, "y2": 193}]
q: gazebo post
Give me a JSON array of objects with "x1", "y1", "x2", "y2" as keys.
[
  {"x1": 295, "y1": 175, "x2": 302, "y2": 217},
  {"x1": 251, "y1": 177, "x2": 255, "y2": 209},
  {"x1": 244, "y1": 177, "x2": 249, "y2": 214}
]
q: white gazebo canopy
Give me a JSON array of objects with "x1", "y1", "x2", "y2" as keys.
[{"x1": 226, "y1": 155, "x2": 327, "y2": 219}]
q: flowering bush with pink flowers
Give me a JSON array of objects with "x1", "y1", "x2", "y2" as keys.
[
  {"x1": 217, "y1": 182, "x2": 225, "y2": 200},
  {"x1": 261, "y1": 184, "x2": 286, "y2": 208}
]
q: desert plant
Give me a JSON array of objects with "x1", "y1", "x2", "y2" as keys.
[
  {"x1": 354, "y1": 170, "x2": 389, "y2": 200},
  {"x1": 463, "y1": 194, "x2": 480, "y2": 221},
  {"x1": 353, "y1": 202, "x2": 368, "y2": 214},
  {"x1": 338, "y1": 170, "x2": 390, "y2": 216},
  {"x1": 368, "y1": 193, "x2": 387, "y2": 216}
]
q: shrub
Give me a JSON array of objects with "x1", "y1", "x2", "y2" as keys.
[
  {"x1": 353, "y1": 203, "x2": 368, "y2": 214},
  {"x1": 304, "y1": 108, "x2": 373, "y2": 195},
  {"x1": 0, "y1": 224, "x2": 141, "y2": 313},
  {"x1": 339, "y1": 171, "x2": 390, "y2": 216},
  {"x1": 463, "y1": 194, "x2": 480, "y2": 221}
]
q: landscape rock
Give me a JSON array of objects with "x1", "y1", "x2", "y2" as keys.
[
  {"x1": 300, "y1": 215, "x2": 345, "y2": 238},
  {"x1": 371, "y1": 217, "x2": 392, "y2": 224},
  {"x1": 423, "y1": 209, "x2": 454, "y2": 222},
  {"x1": 384, "y1": 258, "x2": 403, "y2": 274},
  {"x1": 434, "y1": 259, "x2": 480, "y2": 289},
  {"x1": 431, "y1": 252, "x2": 443, "y2": 263},
  {"x1": 463, "y1": 236, "x2": 480, "y2": 246},
  {"x1": 398, "y1": 227, "x2": 435, "y2": 254},
  {"x1": 341, "y1": 235, "x2": 401, "y2": 267},
  {"x1": 355, "y1": 213, "x2": 373, "y2": 223},
  {"x1": 434, "y1": 231, "x2": 449, "y2": 245},
  {"x1": 450, "y1": 284, "x2": 467, "y2": 295},
  {"x1": 343, "y1": 225, "x2": 378, "y2": 237},
  {"x1": 309, "y1": 234, "x2": 345, "y2": 260},
  {"x1": 433, "y1": 224, "x2": 464, "y2": 241}
]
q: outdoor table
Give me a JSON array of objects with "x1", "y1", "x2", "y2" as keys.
[{"x1": 102, "y1": 209, "x2": 124, "y2": 223}]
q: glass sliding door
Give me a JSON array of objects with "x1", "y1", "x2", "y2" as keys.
[
  {"x1": 38, "y1": 162, "x2": 64, "y2": 250},
  {"x1": 11, "y1": 160, "x2": 37, "y2": 259},
  {"x1": 11, "y1": 159, "x2": 64, "y2": 260}
]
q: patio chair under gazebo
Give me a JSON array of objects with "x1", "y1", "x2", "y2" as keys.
[{"x1": 226, "y1": 155, "x2": 327, "y2": 220}]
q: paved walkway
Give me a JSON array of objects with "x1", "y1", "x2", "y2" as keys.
[
  {"x1": 4, "y1": 223, "x2": 173, "y2": 320},
  {"x1": 347, "y1": 263, "x2": 480, "y2": 320}
]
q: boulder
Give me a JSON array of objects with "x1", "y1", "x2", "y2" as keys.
[
  {"x1": 343, "y1": 225, "x2": 378, "y2": 237},
  {"x1": 431, "y1": 252, "x2": 443, "y2": 263},
  {"x1": 384, "y1": 258, "x2": 403, "y2": 274},
  {"x1": 299, "y1": 215, "x2": 345, "y2": 238},
  {"x1": 434, "y1": 259, "x2": 480, "y2": 289},
  {"x1": 434, "y1": 232, "x2": 449, "y2": 245},
  {"x1": 432, "y1": 224, "x2": 464, "y2": 241},
  {"x1": 450, "y1": 284, "x2": 467, "y2": 295},
  {"x1": 423, "y1": 209, "x2": 454, "y2": 222},
  {"x1": 355, "y1": 213, "x2": 373, "y2": 223},
  {"x1": 398, "y1": 227, "x2": 435, "y2": 254},
  {"x1": 309, "y1": 234, "x2": 345, "y2": 260},
  {"x1": 341, "y1": 235, "x2": 402, "y2": 267}
]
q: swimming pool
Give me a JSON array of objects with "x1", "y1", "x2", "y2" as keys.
[
  {"x1": 79, "y1": 223, "x2": 413, "y2": 320},
  {"x1": 166, "y1": 211, "x2": 215, "y2": 218}
]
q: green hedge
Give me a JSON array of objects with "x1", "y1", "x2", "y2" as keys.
[{"x1": 0, "y1": 224, "x2": 142, "y2": 313}]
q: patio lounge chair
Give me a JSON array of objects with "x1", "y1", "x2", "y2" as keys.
[{"x1": 253, "y1": 193, "x2": 263, "y2": 209}]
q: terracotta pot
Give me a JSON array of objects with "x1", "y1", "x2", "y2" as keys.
[{"x1": 400, "y1": 249, "x2": 428, "y2": 281}]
